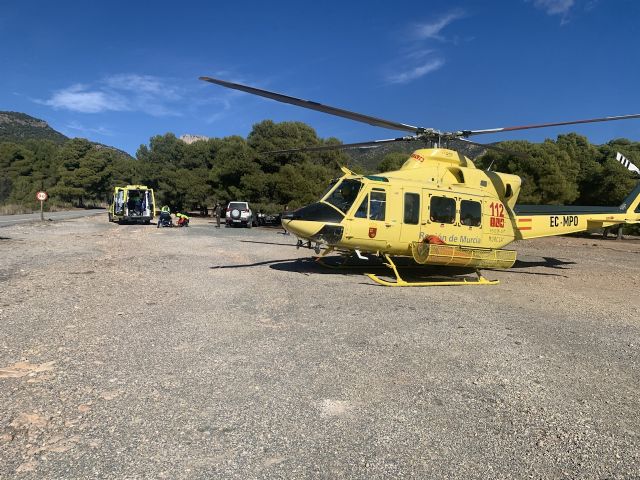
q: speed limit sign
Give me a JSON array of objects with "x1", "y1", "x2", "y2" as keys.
[{"x1": 36, "y1": 191, "x2": 48, "y2": 221}]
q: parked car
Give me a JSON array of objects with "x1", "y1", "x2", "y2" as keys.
[
  {"x1": 256, "y1": 212, "x2": 281, "y2": 226},
  {"x1": 225, "y1": 201, "x2": 256, "y2": 227}
]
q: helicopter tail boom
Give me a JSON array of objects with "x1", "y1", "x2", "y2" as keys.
[{"x1": 513, "y1": 185, "x2": 640, "y2": 240}]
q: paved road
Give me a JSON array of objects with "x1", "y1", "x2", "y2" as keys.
[{"x1": 0, "y1": 209, "x2": 105, "y2": 228}]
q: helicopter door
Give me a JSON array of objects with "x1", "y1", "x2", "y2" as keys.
[
  {"x1": 401, "y1": 191, "x2": 422, "y2": 243},
  {"x1": 421, "y1": 191, "x2": 457, "y2": 243},
  {"x1": 457, "y1": 196, "x2": 483, "y2": 246},
  {"x1": 346, "y1": 187, "x2": 389, "y2": 249}
]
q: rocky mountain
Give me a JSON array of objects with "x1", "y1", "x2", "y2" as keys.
[
  {"x1": 180, "y1": 134, "x2": 210, "y2": 144},
  {"x1": 0, "y1": 111, "x2": 68, "y2": 144},
  {"x1": 0, "y1": 111, "x2": 133, "y2": 159}
]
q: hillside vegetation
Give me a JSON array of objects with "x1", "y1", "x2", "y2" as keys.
[
  {"x1": 0, "y1": 112, "x2": 638, "y2": 222},
  {"x1": 0, "y1": 111, "x2": 68, "y2": 144}
]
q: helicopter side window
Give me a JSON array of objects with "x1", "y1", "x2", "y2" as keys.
[
  {"x1": 369, "y1": 190, "x2": 386, "y2": 221},
  {"x1": 354, "y1": 194, "x2": 368, "y2": 218},
  {"x1": 325, "y1": 179, "x2": 363, "y2": 213},
  {"x1": 430, "y1": 196, "x2": 456, "y2": 224},
  {"x1": 460, "y1": 200, "x2": 482, "y2": 227},
  {"x1": 404, "y1": 193, "x2": 420, "y2": 225}
]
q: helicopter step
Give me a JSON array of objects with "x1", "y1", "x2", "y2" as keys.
[
  {"x1": 366, "y1": 254, "x2": 499, "y2": 287},
  {"x1": 411, "y1": 242, "x2": 517, "y2": 269}
]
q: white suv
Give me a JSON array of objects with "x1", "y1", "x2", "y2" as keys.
[{"x1": 225, "y1": 201, "x2": 255, "y2": 228}]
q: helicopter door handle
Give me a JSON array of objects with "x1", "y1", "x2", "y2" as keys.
[{"x1": 384, "y1": 221, "x2": 396, "y2": 227}]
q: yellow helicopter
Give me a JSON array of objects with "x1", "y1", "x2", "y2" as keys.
[{"x1": 200, "y1": 76, "x2": 640, "y2": 286}]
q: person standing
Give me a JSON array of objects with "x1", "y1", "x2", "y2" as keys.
[
  {"x1": 214, "y1": 202, "x2": 221, "y2": 228},
  {"x1": 282, "y1": 205, "x2": 290, "y2": 235}
]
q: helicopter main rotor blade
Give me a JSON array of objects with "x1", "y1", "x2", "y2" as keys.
[
  {"x1": 264, "y1": 136, "x2": 419, "y2": 154},
  {"x1": 199, "y1": 76, "x2": 422, "y2": 134},
  {"x1": 460, "y1": 113, "x2": 640, "y2": 137}
]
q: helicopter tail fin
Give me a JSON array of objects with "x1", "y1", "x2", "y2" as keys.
[{"x1": 619, "y1": 182, "x2": 640, "y2": 217}]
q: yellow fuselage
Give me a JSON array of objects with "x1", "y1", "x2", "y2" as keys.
[{"x1": 282, "y1": 149, "x2": 640, "y2": 259}]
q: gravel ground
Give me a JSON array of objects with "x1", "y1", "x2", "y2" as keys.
[{"x1": 1, "y1": 216, "x2": 639, "y2": 479}]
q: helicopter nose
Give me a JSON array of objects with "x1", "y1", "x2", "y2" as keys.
[
  {"x1": 281, "y1": 202, "x2": 345, "y2": 243},
  {"x1": 282, "y1": 218, "x2": 324, "y2": 238},
  {"x1": 283, "y1": 219, "x2": 344, "y2": 245}
]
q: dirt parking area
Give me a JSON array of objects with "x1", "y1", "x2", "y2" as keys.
[{"x1": 1, "y1": 217, "x2": 639, "y2": 479}]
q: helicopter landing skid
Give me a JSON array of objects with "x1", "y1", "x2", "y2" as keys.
[
  {"x1": 314, "y1": 249, "x2": 380, "y2": 269},
  {"x1": 315, "y1": 257, "x2": 347, "y2": 269},
  {"x1": 367, "y1": 254, "x2": 499, "y2": 287},
  {"x1": 315, "y1": 254, "x2": 369, "y2": 269}
]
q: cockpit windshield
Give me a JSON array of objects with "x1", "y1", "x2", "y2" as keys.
[
  {"x1": 323, "y1": 179, "x2": 363, "y2": 213},
  {"x1": 320, "y1": 179, "x2": 339, "y2": 199}
]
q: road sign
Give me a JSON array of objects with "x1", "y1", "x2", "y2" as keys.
[{"x1": 36, "y1": 191, "x2": 48, "y2": 221}]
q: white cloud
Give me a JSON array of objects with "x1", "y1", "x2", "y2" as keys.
[
  {"x1": 386, "y1": 58, "x2": 445, "y2": 85},
  {"x1": 105, "y1": 74, "x2": 182, "y2": 100},
  {"x1": 414, "y1": 10, "x2": 466, "y2": 41},
  {"x1": 382, "y1": 10, "x2": 466, "y2": 85},
  {"x1": 530, "y1": 0, "x2": 575, "y2": 23},
  {"x1": 105, "y1": 74, "x2": 163, "y2": 93},
  {"x1": 532, "y1": 0, "x2": 575, "y2": 15},
  {"x1": 584, "y1": 0, "x2": 600, "y2": 12},
  {"x1": 65, "y1": 120, "x2": 114, "y2": 136},
  {"x1": 404, "y1": 49, "x2": 436, "y2": 60},
  {"x1": 41, "y1": 84, "x2": 129, "y2": 113},
  {"x1": 38, "y1": 75, "x2": 184, "y2": 116},
  {"x1": 201, "y1": 89, "x2": 254, "y2": 124},
  {"x1": 193, "y1": 78, "x2": 256, "y2": 124}
]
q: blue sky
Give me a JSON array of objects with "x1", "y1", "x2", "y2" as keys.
[{"x1": 1, "y1": 0, "x2": 639, "y2": 155}]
